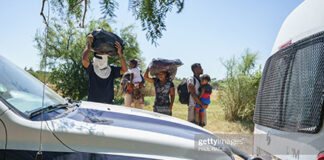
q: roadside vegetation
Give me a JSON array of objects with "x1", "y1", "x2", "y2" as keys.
[{"x1": 217, "y1": 49, "x2": 262, "y2": 123}]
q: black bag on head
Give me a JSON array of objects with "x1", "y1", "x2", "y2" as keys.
[
  {"x1": 177, "y1": 78, "x2": 196, "y2": 105},
  {"x1": 90, "y1": 29, "x2": 124, "y2": 57},
  {"x1": 148, "y1": 58, "x2": 183, "y2": 80}
]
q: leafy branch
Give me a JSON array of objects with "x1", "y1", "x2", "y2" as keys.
[
  {"x1": 39, "y1": 0, "x2": 185, "y2": 44},
  {"x1": 40, "y1": 0, "x2": 49, "y2": 27}
]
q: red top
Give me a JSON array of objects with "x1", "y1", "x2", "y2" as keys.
[
  {"x1": 126, "y1": 85, "x2": 132, "y2": 95},
  {"x1": 201, "y1": 93, "x2": 211, "y2": 98}
]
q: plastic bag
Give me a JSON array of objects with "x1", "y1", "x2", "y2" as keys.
[
  {"x1": 90, "y1": 29, "x2": 124, "y2": 57},
  {"x1": 148, "y1": 58, "x2": 183, "y2": 80}
]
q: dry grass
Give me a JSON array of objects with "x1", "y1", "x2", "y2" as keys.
[
  {"x1": 143, "y1": 94, "x2": 254, "y2": 159},
  {"x1": 143, "y1": 91, "x2": 254, "y2": 134}
]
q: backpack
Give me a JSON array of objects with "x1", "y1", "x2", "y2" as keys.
[{"x1": 177, "y1": 78, "x2": 196, "y2": 104}]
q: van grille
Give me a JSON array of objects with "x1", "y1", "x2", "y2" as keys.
[{"x1": 254, "y1": 32, "x2": 324, "y2": 133}]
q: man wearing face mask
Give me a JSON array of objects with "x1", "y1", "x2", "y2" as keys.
[{"x1": 82, "y1": 34, "x2": 127, "y2": 104}]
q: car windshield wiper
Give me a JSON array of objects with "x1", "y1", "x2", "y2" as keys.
[{"x1": 28, "y1": 103, "x2": 68, "y2": 119}]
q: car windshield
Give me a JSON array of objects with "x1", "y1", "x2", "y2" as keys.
[{"x1": 0, "y1": 55, "x2": 65, "y2": 116}]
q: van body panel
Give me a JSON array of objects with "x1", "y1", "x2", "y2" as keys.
[
  {"x1": 254, "y1": 0, "x2": 324, "y2": 159},
  {"x1": 254, "y1": 124, "x2": 324, "y2": 160},
  {"x1": 271, "y1": 0, "x2": 324, "y2": 54}
]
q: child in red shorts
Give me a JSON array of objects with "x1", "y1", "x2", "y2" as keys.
[{"x1": 195, "y1": 74, "x2": 212, "y2": 127}]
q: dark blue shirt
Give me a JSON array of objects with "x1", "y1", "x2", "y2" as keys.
[
  {"x1": 85, "y1": 63, "x2": 121, "y2": 104},
  {"x1": 199, "y1": 84, "x2": 212, "y2": 94}
]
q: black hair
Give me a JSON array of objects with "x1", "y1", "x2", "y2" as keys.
[
  {"x1": 165, "y1": 72, "x2": 171, "y2": 80},
  {"x1": 158, "y1": 71, "x2": 171, "y2": 81},
  {"x1": 201, "y1": 74, "x2": 211, "y2": 82},
  {"x1": 191, "y1": 63, "x2": 201, "y2": 72},
  {"x1": 129, "y1": 59, "x2": 138, "y2": 66}
]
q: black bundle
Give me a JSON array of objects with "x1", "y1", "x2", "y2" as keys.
[
  {"x1": 149, "y1": 58, "x2": 183, "y2": 80},
  {"x1": 90, "y1": 29, "x2": 124, "y2": 57}
]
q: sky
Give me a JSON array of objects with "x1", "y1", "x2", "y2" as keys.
[{"x1": 0, "y1": 0, "x2": 304, "y2": 79}]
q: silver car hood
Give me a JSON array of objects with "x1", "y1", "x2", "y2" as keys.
[{"x1": 45, "y1": 101, "x2": 234, "y2": 160}]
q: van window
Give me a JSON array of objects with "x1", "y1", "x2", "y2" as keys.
[{"x1": 254, "y1": 32, "x2": 324, "y2": 133}]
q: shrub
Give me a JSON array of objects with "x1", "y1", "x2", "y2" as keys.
[{"x1": 217, "y1": 49, "x2": 262, "y2": 122}]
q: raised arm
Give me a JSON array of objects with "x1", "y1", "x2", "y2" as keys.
[
  {"x1": 115, "y1": 42, "x2": 127, "y2": 75},
  {"x1": 169, "y1": 86, "x2": 175, "y2": 111},
  {"x1": 144, "y1": 67, "x2": 154, "y2": 83},
  {"x1": 82, "y1": 34, "x2": 93, "y2": 68}
]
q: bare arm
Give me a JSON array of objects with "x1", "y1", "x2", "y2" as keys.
[
  {"x1": 188, "y1": 83, "x2": 205, "y2": 107},
  {"x1": 144, "y1": 67, "x2": 154, "y2": 83},
  {"x1": 82, "y1": 34, "x2": 93, "y2": 68},
  {"x1": 199, "y1": 88, "x2": 205, "y2": 99},
  {"x1": 130, "y1": 72, "x2": 134, "y2": 84},
  {"x1": 130, "y1": 72, "x2": 135, "y2": 90},
  {"x1": 169, "y1": 87, "x2": 175, "y2": 111},
  {"x1": 115, "y1": 42, "x2": 127, "y2": 75},
  {"x1": 119, "y1": 83, "x2": 126, "y2": 95}
]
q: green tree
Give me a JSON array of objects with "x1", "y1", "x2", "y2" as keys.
[
  {"x1": 217, "y1": 49, "x2": 262, "y2": 122},
  {"x1": 41, "y1": 0, "x2": 184, "y2": 44},
  {"x1": 35, "y1": 19, "x2": 142, "y2": 100}
]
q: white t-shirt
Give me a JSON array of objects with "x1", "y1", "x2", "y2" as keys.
[
  {"x1": 187, "y1": 76, "x2": 200, "y2": 107},
  {"x1": 129, "y1": 67, "x2": 143, "y2": 83}
]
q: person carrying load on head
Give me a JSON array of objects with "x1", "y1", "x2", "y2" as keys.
[
  {"x1": 143, "y1": 58, "x2": 182, "y2": 116},
  {"x1": 82, "y1": 30, "x2": 127, "y2": 104},
  {"x1": 144, "y1": 68, "x2": 175, "y2": 116}
]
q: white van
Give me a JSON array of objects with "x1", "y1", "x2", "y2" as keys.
[{"x1": 253, "y1": 0, "x2": 324, "y2": 160}]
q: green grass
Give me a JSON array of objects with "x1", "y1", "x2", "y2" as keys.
[{"x1": 143, "y1": 95, "x2": 254, "y2": 134}]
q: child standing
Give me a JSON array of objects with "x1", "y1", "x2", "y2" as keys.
[{"x1": 194, "y1": 74, "x2": 212, "y2": 127}]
